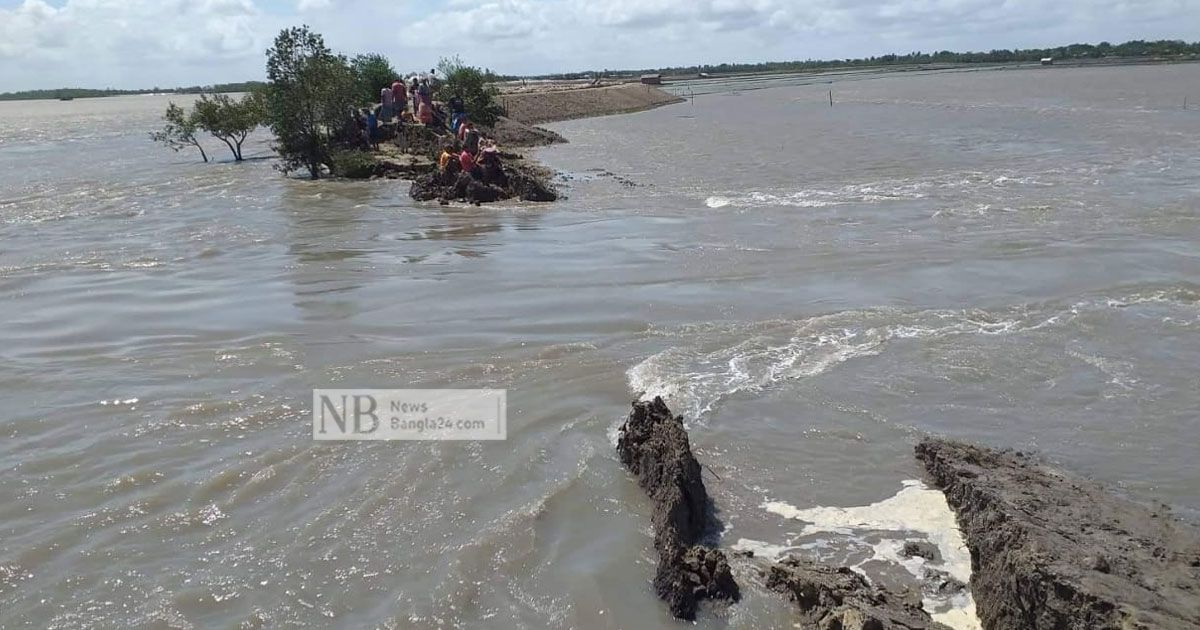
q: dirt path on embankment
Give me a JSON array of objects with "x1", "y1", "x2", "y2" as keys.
[{"x1": 498, "y1": 83, "x2": 684, "y2": 126}]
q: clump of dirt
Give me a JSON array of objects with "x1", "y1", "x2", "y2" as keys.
[
  {"x1": 408, "y1": 155, "x2": 556, "y2": 204},
  {"x1": 766, "y1": 557, "x2": 953, "y2": 630}
]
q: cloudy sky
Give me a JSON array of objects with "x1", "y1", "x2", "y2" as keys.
[{"x1": 1, "y1": 0, "x2": 1198, "y2": 91}]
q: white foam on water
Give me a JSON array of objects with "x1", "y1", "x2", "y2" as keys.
[
  {"x1": 731, "y1": 538, "x2": 797, "y2": 560},
  {"x1": 626, "y1": 306, "x2": 1054, "y2": 423},
  {"x1": 764, "y1": 480, "x2": 971, "y2": 582},
  {"x1": 763, "y1": 480, "x2": 981, "y2": 630},
  {"x1": 626, "y1": 286, "x2": 1200, "y2": 425},
  {"x1": 700, "y1": 169, "x2": 1062, "y2": 211}
]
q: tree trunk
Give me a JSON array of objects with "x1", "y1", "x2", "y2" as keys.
[
  {"x1": 218, "y1": 136, "x2": 238, "y2": 162},
  {"x1": 193, "y1": 140, "x2": 209, "y2": 163}
]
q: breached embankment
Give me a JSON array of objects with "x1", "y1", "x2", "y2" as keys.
[
  {"x1": 615, "y1": 397, "x2": 951, "y2": 627},
  {"x1": 615, "y1": 397, "x2": 740, "y2": 620},
  {"x1": 917, "y1": 439, "x2": 1200, "y2": 630},
  {"x1": 615, "y1": 398, "x2": 1200, "y2": 627}
]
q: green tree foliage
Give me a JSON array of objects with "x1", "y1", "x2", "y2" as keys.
[
  {"x1": 191, "y1": 91, "x2": 266, "y2": 161},
  {"x1": 263, "y1": 25, "x2": 357, "y2": 179},
  {"x1": 329, "y1": 150, "x2": 379, "y2": 178},
  {"x1": 437, "y1": 56, "x2": 504, "y2": 126},
  {"x1": 351, "y1": 53, "x2": 398, "y2": 106},
  {"x1": 150, "y1": 102, "x2": 208, "y2": 163}
]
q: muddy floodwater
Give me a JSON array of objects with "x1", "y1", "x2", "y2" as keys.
[{"x1": 1, "y1": 64, "x2": 1199, "y2": 628}]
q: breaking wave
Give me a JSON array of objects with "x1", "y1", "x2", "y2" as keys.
[
  {"x1": 627, "y1": 285, "x2": 1200, "y2": 423},
  {"x1": 703, "y1": 170, "x2": 1055, "y2": 210}
]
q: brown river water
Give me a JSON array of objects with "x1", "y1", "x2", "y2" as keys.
[{"x1": 1, "y1": 64, "x2": 1199, "y2": 628}]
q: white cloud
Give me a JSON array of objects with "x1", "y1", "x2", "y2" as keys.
[
  {"x1": 1, "y1": 0, "x2": 1198, "y2": 91},
  {"x1": 0, "y1": 0, "x2": 273, "y2": 89},
  {"x1": 297, "y1": 0, "x2": 332, "y2": 11},
  {"x1": 409, "y1": 0, "x2": 550, "y2": 41}
]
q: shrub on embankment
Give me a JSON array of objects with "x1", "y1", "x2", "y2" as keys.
[
  {"x1": 436, "y1": 56, "x2": 504, "y2": 127},
  {"x1": 263, "y1": 26, "x2": 358, "y2": 179}
]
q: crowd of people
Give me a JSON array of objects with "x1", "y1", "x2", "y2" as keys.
[
  {"x1": 360, "y1": 69, "x2": 450, "y2": 134},
  {"x1": 438, "y1": 121, "x2": 506, "y2": 189},
  {"x1": 353, "y1": 69, "x2": 509, "y2": 195},
  {"x1": 378, "y1": 73, "x2": 435, "y2": 126}
]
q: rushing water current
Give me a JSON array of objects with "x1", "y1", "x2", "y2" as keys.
[{"x1": 2, "y1": 64, "x2": 1199, "y2": 628}]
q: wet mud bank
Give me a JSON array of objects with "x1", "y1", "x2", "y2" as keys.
[
  {"x1": 344, "y1": 119, "x2": 561, "y2": 204},
  {"x1": 615, "y1": 397, "x2": 740, "y2": 620},
  {"x1": 408, "y1": 153, "x2": 557, "y2": 205},
  {"x1": 917, "y1": 438, "x2": 1200, "y2": 630},
  {"x1": 765, "y1": 558, "x2": 952, "y2": 629}
]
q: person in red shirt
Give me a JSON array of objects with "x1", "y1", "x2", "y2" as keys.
[{"x1": 459, "y1": 149, "x2": 475, "y2": 174}]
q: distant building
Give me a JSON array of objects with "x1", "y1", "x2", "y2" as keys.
[
  {"x1": 640, "y1": 74, "x2": 663, "y2": 85},
  {"x1": 1041, "y1": 57, "x2": 1054, "y2": 65}
]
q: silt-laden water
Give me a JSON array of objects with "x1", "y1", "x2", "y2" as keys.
[{"x1": 1, "y1": 64, "x2": 1198, "y2": 628}]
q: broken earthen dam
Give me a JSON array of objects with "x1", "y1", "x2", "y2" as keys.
[{"x1": 615, "y1": 397, "x2": 1200, "y2": 629}]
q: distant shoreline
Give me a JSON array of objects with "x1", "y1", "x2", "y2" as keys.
[
  {"x1": 0, "y1": 82, "x2": 265, "y2": 103},
  {"x1": 5, "y1": 53, "x2": 1197, "y2": 104},
  {"x1": 496, "y1": 56, "x2": 1200, "y2": 97},
  {"x1": 648, "y1": 55, "x2": 1200, "y2": 83}
]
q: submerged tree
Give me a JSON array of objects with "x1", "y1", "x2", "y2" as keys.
[
  {"x1": 191, "y1": 91, "x2": 266, "y2": 161},
  {"x1": 150, "y1": 102, "x2": 208, "y2": 162},
  {"x1": 264, "y1": 25, "x2": 357, "y2": 179},
  {"x1": 351, "y1": 53, "x2": 398, "y2": 106},
  {"x1": 436, "y1": 56, "x2": 504, "y2": 126}
]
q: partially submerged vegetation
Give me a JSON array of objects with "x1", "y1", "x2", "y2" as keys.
[
  {"x1": 150, "y1": 92, "x2": 264, "y2": 162},
  {"x1": 261, "y1": 26, "x2": 359, "y2": 178}
]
